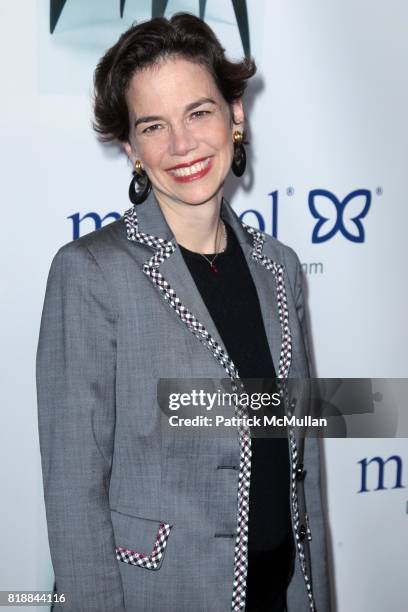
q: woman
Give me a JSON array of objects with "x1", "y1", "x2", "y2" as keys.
[{"x1": 36, "y1": 13, "x2": 331, "y2": 612}]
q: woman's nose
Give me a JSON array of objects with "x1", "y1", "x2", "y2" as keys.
[{"x1": 168, "y1": 124, "x2": 198, "y2": 157}]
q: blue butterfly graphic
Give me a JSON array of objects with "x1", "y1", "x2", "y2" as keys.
[{"x1": 308, "y1": 189, "x2": 371, "y2": 243}]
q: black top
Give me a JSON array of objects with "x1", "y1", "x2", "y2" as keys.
[{"x1": 178, "y1": 220, "x2": 295, "y2": 612}]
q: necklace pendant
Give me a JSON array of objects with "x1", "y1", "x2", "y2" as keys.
[{"x1": 210, "y1": 263, "x2": 218, "y2": 273}]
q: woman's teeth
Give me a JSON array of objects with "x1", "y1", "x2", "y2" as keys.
[{"x1": 169, "y1": 158, "x2": 211, "y2": 177}]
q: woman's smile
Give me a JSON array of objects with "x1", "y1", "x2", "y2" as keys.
[
  {"x1": 124, "y1": 57, "x2": 244, "y2": 208},
  {"x1": 166, "y1": 156, "x2": 213, "y2": 182}
]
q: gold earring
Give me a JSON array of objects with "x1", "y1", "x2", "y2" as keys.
[
  {"x1": 129, "y1": 159, "x2": 151, "y2": 205},
  {"x1": 134, "y1": 159, "x2": 143, "y2": 175},
  {"x1": 231, "y1": 131, "x2": 246, "y2": 177}
]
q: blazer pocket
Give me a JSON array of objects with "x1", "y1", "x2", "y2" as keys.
[{"x1": 111, "y1": 508, "x2": 172, "y2": 570}]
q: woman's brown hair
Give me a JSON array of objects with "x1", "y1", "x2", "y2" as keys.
[{"x1": 93, "y1": 12, "x2": 256, "y2": 143}]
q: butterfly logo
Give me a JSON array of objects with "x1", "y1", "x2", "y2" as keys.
[{"x1": 308, "y1": 189, "x2": 371, "y2": 243}]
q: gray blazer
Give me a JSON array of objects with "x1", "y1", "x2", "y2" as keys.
[{"x1": 36, "y1": 193, "x2": 331, "y2": 612}]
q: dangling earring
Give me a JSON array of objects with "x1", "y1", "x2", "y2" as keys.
[
  {"x1": 128, "y1": 159, "x2": 152, "y2": 205},
  {"x1": 231, "y1": 130, "x2": 246, "y2": 177}
]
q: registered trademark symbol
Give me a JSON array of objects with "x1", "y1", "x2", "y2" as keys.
[
  {"x1": 286, "y1": 187, "x2": 294, "y2": 196},
  {"x1": 376, "y1": 186, "x2": 383, "y2": 195}
]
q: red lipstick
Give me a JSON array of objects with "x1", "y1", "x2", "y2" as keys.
[
  {"x1": 166, "y1": 156, "x2": 213, "y2": 183},
  {"x1": 166, "y1": 156, "x2": 211, "y2": 170}
]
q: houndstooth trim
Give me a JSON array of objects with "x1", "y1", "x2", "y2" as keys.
[
  {"x1": 123, "y1": 207, "x2": 316, "y2": 611},
  {"x1": 124, "y1": 206, "x2": 239, "y2": 379},
  {"x1": 115, "y1": 522, "x2": 171, "y2": 569}
]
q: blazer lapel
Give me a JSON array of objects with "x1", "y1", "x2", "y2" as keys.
[
  {"x1": 123, "y1": 193, "x2": 238, "y2": 379},
  {"x1": 219, "y1": 199, "x2": 283, "y2": 375},
  {"x1": 122, "y1": 192, "x2": 287, "y2": 380}
]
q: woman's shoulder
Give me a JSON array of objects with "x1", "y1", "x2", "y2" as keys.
[
  {"x1": 56, "y1": 216, "x2": 127, "y2": 258},
  {"x1": 46, "y1": 216, "x2": 134, "y2": 296},
  {"x1": 49, "y1": 215, "x2": 145, "y2": 280}
]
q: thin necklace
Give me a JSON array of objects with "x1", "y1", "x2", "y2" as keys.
[{"x1": 198, "y1": 220, "x2": 227, "y2": 274}]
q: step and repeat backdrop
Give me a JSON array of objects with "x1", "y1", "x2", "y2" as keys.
[{"x1": 1, "y1": 1, "x2": 407, "y2": 610}]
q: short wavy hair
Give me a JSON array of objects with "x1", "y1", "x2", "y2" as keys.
[{"x1": 93, "y1": 13, "x2": 256, "y2": 143}]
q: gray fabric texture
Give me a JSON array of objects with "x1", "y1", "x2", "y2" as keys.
[{"x1": 36, "y1": 194, "x2": 331, "y2": 611}]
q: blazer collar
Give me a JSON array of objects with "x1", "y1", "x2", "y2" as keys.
[{"x1": 123, "y1": 191, "x2": 285, "y2": 377}]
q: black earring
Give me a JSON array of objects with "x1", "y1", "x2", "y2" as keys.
[
  {"x1": 231, "y1": 131, "x2": 246, "y2": 177},
  {"x1": 128, "y1": 160, "x2": 152, "y2": 205}
]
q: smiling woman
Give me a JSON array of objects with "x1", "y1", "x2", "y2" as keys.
[
  {"x1": 122, "y1": 58, "x2": 242, "y2": 215},
  {"x1": 36, "y1": 12, "x2": 331, "y2": 612}
]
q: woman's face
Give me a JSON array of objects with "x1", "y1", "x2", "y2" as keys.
[{"x1": 123, "y1": 57, "x2": 244, "y2": 208}]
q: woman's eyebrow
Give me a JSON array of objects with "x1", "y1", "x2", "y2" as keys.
[
  {"x1": 185, "y1": 97, "x2": 216, "y2": 112},
  {"x1": 134, "y1": 98, "x2": 216, "y2": 128},
  {"x1": 134, "y1": 114, "x2": 162, "y2": 128}
]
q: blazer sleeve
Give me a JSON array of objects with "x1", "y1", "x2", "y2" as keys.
[{"x1": 36, "y1": 242, "x2": 126, "y2": 612}]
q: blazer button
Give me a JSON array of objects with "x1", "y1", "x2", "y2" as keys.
[
  {"x1": 298, "y1": 524, "x2": 307, "y2": 542},
  {"x1": 296, "y1": 463, "x2": 306, "y2": 481}
]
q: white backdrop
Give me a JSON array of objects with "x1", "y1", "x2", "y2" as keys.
[{"x1": 1, "y1": 1, "x2": 407, "y2": 610}]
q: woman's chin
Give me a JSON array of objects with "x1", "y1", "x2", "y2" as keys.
[{"x1": 154, "y1": 181, "x2": 223, "y2": 208}]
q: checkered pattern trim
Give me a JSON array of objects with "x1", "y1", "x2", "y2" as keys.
[
  {"x1": 123, "y1": 207, "x2": 316, "y2": 611},
  {"x1": 231, "y1": 423, "x2": 251, "y2": 609},
  {"x1": 242, "y1": 225, "x2": 292, "y2": 378},
  {"x1": 115, "y1": 522, "x2": 171, "y2": 569},
  {"x1": 123, "y1": 206, "x2": 239, "y2": 379}
]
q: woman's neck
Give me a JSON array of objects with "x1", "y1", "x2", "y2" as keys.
[{"x1": 153, "y1": 189, "x2": 226, "y2": 253}]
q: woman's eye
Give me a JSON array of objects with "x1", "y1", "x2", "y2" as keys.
[
  {"x1": 191, "y1": 110, "x2": 211, "y2": 119},
  {"x1": 142, "y1": 124, "x2": 163, "y2": 134}
]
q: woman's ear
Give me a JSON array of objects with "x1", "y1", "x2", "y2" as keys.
[
  {"x1": 231, "y1": 98, "x2": 245, "y2": 127},
  {"x1": 122, "y1": 140, "x2": 136, "y2": 165}
]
